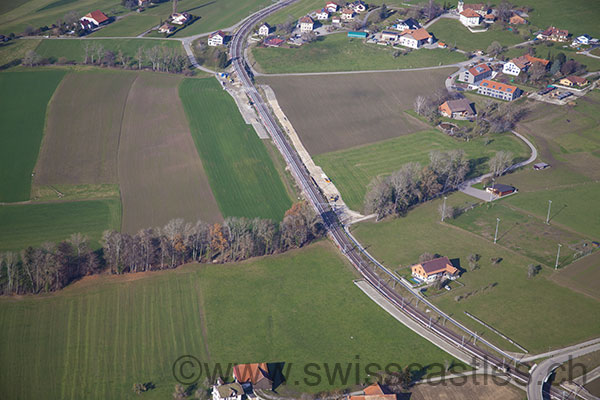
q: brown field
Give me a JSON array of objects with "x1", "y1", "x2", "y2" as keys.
[
  {"x1": 34, "y1": 70, "x2": 137, "y2": 185},
  {"x1": 118, "y1": 74, "x2": 222, "y2": 233},
  {"x1": 552, "y1": 251, "x2": 600, "y2": 300},
  {"x1": 409, "y1": 376, "x2": 524, "y2": 400},
  {"x1": 258, "y1": 68, "x2": 455, "y2": 155}
]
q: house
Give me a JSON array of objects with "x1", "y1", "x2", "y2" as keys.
[
  {"x1": 438, "y1": 41, "x2": 447, "y2": 48},
  {"x1": 457, "y1": 1, "x2": 489, "y2": 16},
  {"x1": 398, "y1": 28, "x2": 433, "y2": 49},
  {"x1": 381, "y1": 30, "x2": 399, "y2": 42},
  {"x1": 411, "y1": 257, "x2": 459, "y2": 282},
  {"x1": 559, "y1": 75, "x2": 588, "y2": 87},
  {"x1": 486, "y1": 183, "x2": 516, "y2": 197},
  {"x1": 212, "y1": 379, "x2": 243, "y2": 400},
  {"x1": 79, "y1": 18, "x2": 96, "y2": 31},
  {"x1": 80, "y1": 10, "x2": 109, "y2": 27},
  {"x1": 502, "y1": 54, "x2": 549, "y2": 76},
  {"x1": 459, "y1": 9, "x2": 482, "y2": 27},
  {"x1": 208, "y1": 30, "x2": 226, "y2": 46},
  {"x1": 478, "y1": 79, "x2": 520, "y2": 100},
  {"x1": 341, "y1": 8, "x2": 355, "y2": 20},
  {"x1": 332, "y1": 16, "x2": 341, "y2": 24},
  {"x1": 299, "y1": 16, "x2": 314, "y2": 32},
  {"x1": 326, "y1": 2, "x2": 339, "y2": 13},
  {"x1": 394, "y1": 17, "x2": 420, "y2": 31},
  {"x1": 348, "y1": 31, "x2": 367, "y2": 38},
  {"x1": 509, "y1": 13, "x2": 527, "y2": 24},
  {"x1": 258, "y1": 23, "x2": 271, "y2": 36},
  {"x1": 533, "y1": 162, "x2": 550, "y2": 170},
  {"x1": 458, "y1": 63, "x2": 492, "y2": 84},
  {"x1": 158, "y1": 23, "x2": 176, "y2": 34},
  {"x1": 350, "y1": 0, "x2": 367, "y2": 13},
  {"x1": 264, "y1": 36, "x2": 285, "y2": 47},
  {"x1": 346, "y1": 383, "x2": 397, "y2": 400},
  {"x1": 138, "y1": 0, "x2": 150, "y2": 7},
  {"x1": 170, "y1": 12, "x2": 190, "y2": 25},
  {"x1": 484, "y1": 13, "x2": 496, "y2": 23},
  {"x1": 574, "y1": 34, "x2": 591, "y2": 45},
  {"x1": 233, "y1": 363, "x2": 273, "y2": 391},
  {"x1": 537, "y1": 26, "x2": 569, "y2": 42},
  {"x1": 439, "y1": 98, "x2": 476, "y2": 119},
  {"x1": 315, "y1": 8, "x2": 330, "y2": 20}
]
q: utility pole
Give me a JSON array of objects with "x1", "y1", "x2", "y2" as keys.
[
  {"x1": 172, "y1": 0, "x2": 178, "y2": 14},
  {"x1": 494, "y1": 218, "x2": 500, "y2": 244},
  {"x1": 555, "y1": 244, "x2": 562, "y2": 270},
  {"x1": 546, "y1": 200, "x2": 552, "y2": 224},
  {"x1": 441, "y1": 196, "x2": 447, "y2": 222}
]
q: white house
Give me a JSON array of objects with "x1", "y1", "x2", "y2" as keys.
[
  {"x1": 459, "y1": 9, "x2": 481, "y2": 26},
  {"x1": 158, "y1": 23, "x2": 176, "y2": 34},
  {"x1": 332, "y1": 16, "x2": 341, "y2": 24},
  {"x1": 502, "y1": 54, "x2": 549, "y2": 76},
  {"x1": 394, "y1": 17, "x2": 420, "y2": 31},
  {"x1": 477, "y1": 79, "x2": 520, "y2": 101},
  {"x1": 574, "y1": 34, "x2": 591, "y2": 45},
  {"x1": 351, "y1": 0, "x2": 367, "y2": 13},
  {"x1": 299, "y1": 16, "x2": 314, "y2": 32},
  {"x1": 315, "y1": 8, "x2": 330, "y2": 20},
  {"x1": 398, "y1": 28, "x2": 433, "y2": 49},
  {"x1": 208, "y1": 30, "x2": 225, "y2": 46},
  {"x1": 326, "y1": 2, "x2": 339, "y2": 12},
  {"x1": 170, "y1": 12, "x2": 190, "y2": 25},
  {"x1": 341, "y1": 8, "x2": 355, "y2": 20},
  {"x1": 258, "y1": 23, "x2": 271, "y2": 36},
  {"x1": 381, "y1": 31, "x2": 399, "y2": 42}
]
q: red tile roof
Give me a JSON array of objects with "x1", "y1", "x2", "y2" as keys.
[
  {"x1": 86, "y1": 10, "x2": 109, "y2": 24},
  {"x1": 565, "y1": 75, "x2": 587, "y2": 85},
  {"x1": 468, "y1": 63, "x2": 491, "y2": 76},
  {"x1": 233, "y1": 363, "x2": 271, "y2": 385},
  {"x1": 348, "y1": 383, "x2": 397, "y2": 400},
  {"x1": 299, "y1": 16, "x2": 314, "y2": 24},
  {"x1": 460, "y1": 9, "x2": 481, "y2": 18},
  {"x1": 480, "y1": 79, "x2": 517, "y2": 93},
  {"x1": 418, "y1": 257, "x2": 458, "y2": 275},
  {"x1": 209, "y1": 30, "x2": 225, "y2": 38}
]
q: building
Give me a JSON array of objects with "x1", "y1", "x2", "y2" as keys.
[
  {"x1": 158, "y1": 23, "x2": 176, "y2": 34},
  {"x1": 346, "y1": 383, "x2": 397, "y2": 400},
  {"x1": 509, "y1": 13, "x2": 527, "y2": 24},
  {"x1": 347, "y1": 31, "x2": 367, "y2": 38},
  {"x1": 212, "y1": 380, "x2": 243, "y2": 400},
  {"x1": 559, "y1": 75, "x2": 588, "y2": 87},
  {"x1": 398, "y1": 28, "x2": 433, "y2": 49},
  {"x1": 138, "y1": 0, "x2": 150, "y2": 7},
  {"x1": 537, "y1": 26, "x2": 569, "y2": 42},
  {"x1": 332, "y1": 16, "x2": 341, "y2": 24},
  {"x1": 477, "y1": 79, "x2": 520, "y2": 101},
  {"x1": 486, "y1": 183, "x2": 516, "y2": 197},
  {"x1": 208, "y1": 30, "x2": 225, "y2": 46},
  {"x1": 459, "y1": 9, "x2": 482, "y2": 27},
  {"x1": 457, "y1": 1, "x2": 489, "y2": 16},
  {"x1": 438, "y1": 98, "x2": 476, "y2": 119},
  {"x1": 315, "y1": 8, "x2": 330, "y2": 20},
  {"x1": 170, "y1": 12, "x2": 190, "y2": 25},
  {"x1": 264, "y1": 36, "x2": 285, "y2": 47},
  {"x1": 80, "y1": 10, "x2": 109, "y2": 27},
  {"x1": 233, "y1": 363, "x2": 273, "y2": 391},
  {"x1": 299, "y1": 16, "x2": 314, "y2": 32},
  {"x1": 533, "y1": 162, "x2": 550, "y2": 170},
  {"x1": 381, "y1": 30, "x2": 399, "y2": 42},
  {"x1": 502, "y1": 54, "x2": 549, "y2": 76},
  {"x1": 411, "y1": 257, "x2": 459, "y2": 282},
  {"x1": 458, "y1": 63, "x2": 492, "y2": 84},
  {"x1": 258, "y1": 23, "x2": 271, "y2": 36},
  {"x1": 341, "y1": 8, "x2": 355, "y2": 20},
  {"x1": 394, "y1": 17, "x2": 420, "y2": 31},
  {"x1": 326, "y1": 2, "x2": 339, "y2": 12},
  {"x1": 350, "y1": 0, "x2": 367, "y2": 13},
  {"x1": 573, "y1": 34, "x2": 592, "y2": 45},
  {"x1": 484, "y1": 13, "x2": 496, "y2": 23}
]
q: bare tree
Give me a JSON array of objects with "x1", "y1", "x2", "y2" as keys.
[
  {"x1": 135, "y1": 46, "x2": 144, "y2": 69},
  {"x1": 488, "y1": 151, "x2": 513, "y2": 176},
  {"x1": 22, "y1": 50, "x2": 41, "y2": 66},
  {"x1": 527, "y1": 264, "x2": 541, "y2": 278},
  {"x1": 486, "y1": 41, "x2": 504, "y2": 57}
]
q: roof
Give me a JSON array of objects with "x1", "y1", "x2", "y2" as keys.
[
  {"x1": 490, "y1": 183, "x2": 516, "y2": 192},
  {"x1": 534, "y1": 162, "x2": 549, "y2": 168},
  {"x1": 382, "y1": 30, "x2": 398, "y2": 35},
  {"x1": 342, "y1": 8, "x2": 354, "y2": 14},
  {"x1": 85, "y1": 10, "x2": 109, "y2": 24},
  {"x1": 442, "y1": 98, "x2": 475, "y2": 114},
  {"x1": 480, "y1": 79, "x2": 517, "y2": 93},
  {"x1": 402, "y1": 27, "x2": 431, "y2": 41},
  {"x1": 564, "y1": 75, "x2": 587, "y2": 84},
  {"x1": 349, "y1": 383, "x2": 397, "y2": 400},
  {"x1": 509, "y1": 54, "x2": 549, "y2": 69},
  {"x1": 299, "y1": 16, "x2": 314, "y2": 23},
  {"x1": 460, "y1": 9, "x2": 481, "y2": 18},
  {"x1": 264, "y1": 37, "x2": 285, "y2": 46},
  {"x1": 541, "y1": 26, "x2": 568, "y2": 37},
  {"x1": 316, "y1": 8, "x2": 329, "y2": 13},
  {"x1": 468, "y1": 63, "x2": 491, "y2": 76},
  {"x1": 209, "y1": 30, "x2": 225, "y2": 38},
  {"x1": 260, "y1": 22, "x2": 270, "y2": 28},
  {"x1": 216, "y1": 382, "x2": 244, "y2": 398},
  {"x1": 233, "y1": 363, "x2": 271, "y2": 386},
  {"x1": 463, "y1": 3, "x2": 486, "y2": 11}
]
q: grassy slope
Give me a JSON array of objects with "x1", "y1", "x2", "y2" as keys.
[
  {"x1": 352, "y1": 193, "x2": 600, "y2": 353},
  {"x1": 0, "y1": 199, "x2": 121, "y2": 251},
  {"x1": 0, "y1": 242, "x2": 459, "y2": 398},
  {"x1": 179, "y1": 78, "x2": 292, "y2": 221},
  {"x1": 314, "y1": 130, "x2": 529, "y2": 211},
  {"x1": 252, "y1": 33, "x2": 466, "y2": 73},
  {"x1": 0, "y1": 70, "x2": 65, "y2": 202},
  {"x1": 89, "y1": 14, "x2": 161, "y2": 37},
  {"x1": 428, "y1": 19, "x2": 525, "y2": 52}
]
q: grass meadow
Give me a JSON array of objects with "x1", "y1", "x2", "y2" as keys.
[
  {"x1": 0, "y1": 70, "x2": 65, "y2": 202},
  {"x1": 0, "y1": 242, "x2": 459, "y2": 398},
  {"x1": 0, "y1": 39, "x2": 41, "y2": 69},
  {"x1": 179, "y1": 78, "x2": 292, "y2": 221},
  {"x1": 89, "y1": 14, "x2": 162, "y2": 37},
  {"x1": 314, "y1": 130, "x2": 529, "y2": 211},
  {"x1": 252, "y1": 33, "x2": 466, "y2": 74},
  {"x1": 0, "y1": 199, "x2": 121, "y2": 251},
  {"x1": 428, "y1": 19, "x2": 525, "y2": 53}
]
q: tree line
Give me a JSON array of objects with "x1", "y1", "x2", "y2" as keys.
[
  {"x1": 365, "y1": 150, "x2": 470, "y2": 220},
  {"x1": 0, "y1": 202, "x2": 324, "y2": 295}
]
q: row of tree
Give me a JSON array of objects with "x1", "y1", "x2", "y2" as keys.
[
  {"x1": 364, "y1": 150, "x2": 470, "y2": 220},
  {"x1": 0, "y1": 202, "x2": 325, "y2": 295}
]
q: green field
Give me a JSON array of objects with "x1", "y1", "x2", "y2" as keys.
[
  {"x1": 428, "y1": 19, "x2": 526, "y2": 53},
  {"x1": 34, "y1": 38, "x2": 183, "y2": 64},
  {"x1": 0, "y1": 242, "x2": 459, "y2": 398},
  {"x1": 0, "y1": 39, "x2": 41, "y2": 69},
  {"x1": 0, "y1": 70, "x2": 65, "y2": 202},
  {"x1": 179, "y1": 78, "x2": 292, "y2": 221},
  {"x1": 314, "y1": 130, "x2": 529, "y2": 211},
  {"x1": 90, "y1": 14, "x2": 161, "y2": 37},
  {"x1": 0, "y1": 199, "x2": 121, "y2": 251},
  {"x1": 352, "y1": 193, "x2": 600, "y2": 353},
  {"x1": 252, "y1": 33, "x2": 466, "y2": 74}
]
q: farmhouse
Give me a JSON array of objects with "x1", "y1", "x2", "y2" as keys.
[
  {"x1": 458, "y1": 63, "x2": 492, "y2": 84},
  {"x1": 258, "y1": 23, "x2": 271, "y2": 36},
  {"x1": 486, "y1": 183, "x2": 516, "y2": 197},
  {"x1": 537, "y1": 26, "x2": 569, "y2": 42},
  {"x1": 439, "y1": 98, "x2": 476, "y2": 119},
  {"x1": 341, "y1": 8, "x2": 355, "y2": 20},
  {"x1": 158, "y1": 23, "x2": 176, "y2": 34},
  {"x1": 509, "y1": 13, "x2": 527, "y2": 24},
  {"x1": 264, "y1": 36, "x2": 285, "y2": 47},
  {"x1": 502, "y1": 54, "x2": 549, "y2": 76},
  {"x1": 477, "y1": 79, "x2": 520, "y2": 101},
  {"x1": 394, "y1": 17, "x2": 420, "y2": 31},
  {"x1": 233, "y1": 363, "x2": 273, "y2": 391},
  {"x1": 559, "y1": 75, "x2": 588, "y2": 87},
  {"x1": 326, "y1": 2, "x2": 339, "y2": 12},
  {"x1": 346, "y1": 383, "x2": 396, "y2": 399},
  {"x1": 398, "y1": 28, "x2": 433, "y2": 49},
  {"x1": 208, "y1": 30, "x2": 226, "y2": 46},
  {"x1": 212, "y1": 379, "x2": 243, "y2": 400},
  {"x1": 459, "y1": 9, "x2": 482, "y2": 27},
  {"x1": 299, "y1": 16, "x2": 315, "y2": 32},
  {"x1": 79, "y1": 19, "x2": 96, "y2": 31},
  {"x1": 170, "y1": 12, "x2": 190, "y2": 25},
  {"x1": 411, "y1": 257, "x2": 459, "y2": 282},
  {"x1": 457, "y1": 1, "x2": 490, "y2": 16},
  {"x1": 381, "y1": 30, "x2": 399, "y2": 42},
  {"x1": 80, "y1": 10, "x2": 109, "y2": 28},
  {"x1": 315, "y1": 8, "x2": 330, "y2": 20}
]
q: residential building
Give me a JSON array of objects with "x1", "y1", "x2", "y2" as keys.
[
  {"x1": 537, "y1": 26, "x2": 569, "y2": 42},
  {"x1": 299, "y1": 16, "x2": 314, "y2": 32},
  {"x1": 411, "y1": 257, "x2": 459, "y2": 282},
  {"x1": 457, "y1": 1, "x2": 489, "y2": 16},
  {"x1": 350, "y1": 0, "x2": 367, "y2": 13},
  {"x1": 233, "y1": 363, "x2": 273, "y2": 391},
  {"x1": 458, "y1": 63, "x2": 492, "y2": 84},
  {"x1": 398, "y1": 28, "x2": 433, "y2": 49},
  {"x1": 346, "y1": 383, "x2": 397, "y2": 400},
  {"x1": 574, "y1": 34, "x2": 591, "y2": 45},
  {"x1": 80, "y1": 10, "x2": 109, "y2": 27},
  {"x1": 459, "y1": 9, "x2": 482, "y2": 27},
  {"x1": 138, "y1": 0, "x2": 150, "y2": 7},
  {"x1": 559, "y1": 75, "x2": 588, "y2": 87},
  {"x1": 484, "y1": 13, "x2": 496, "y2": 23},
  {"x1": 509, "y1": 13, "x2": 527, "y2": 24},
  {"x1": 486, "y1": 183, "x2": 516, "y2": 197},
  {"x1": 315, "y1": 8, "x2": 330, "y2": 20},
  {"x1": 326, "y1": 2, "x2": 339, "y2": 13},
  {"x1": 79, "y1": 19, "x2": 96, "y2": 31},
  {"x1": 208, "y1": 30, "x2": 225, "y2": 46},
  {"x1": 170, "y1": 12, "x2": 190, "y2": 25},
  {"x1": 264, "y1": 36, "x2": 285, "y2": 47},
  {"x1": 212, "y1": 379, "x2": 243, "y2": 400},
  {"x1": 381, "y1": 30, "x2": 399, "y2": 42},
  {"x1": 438, "y1": 98, "x2": 476, "y2": 119},
  {"x1": 341, "y1": 8, "x2": 355, "y2": 20},
  {"x1": 477, "y1": 79, "x2": 520, "y2": 101},
  {"x1": 332, "y1": 16, "x2": 341, "y2": 24},
  {"x1": 394, "y1": 17, "x2": 420, "y2": 31},
  {"x1": 258, "y1": 23, "x2": 271, "y2": 36},
  {"x1": 158, "y1": 23, "x2": 176, "y2": 34},
  {"x1": 502, "y1": 54, "x2": 549, "y2": 76}
]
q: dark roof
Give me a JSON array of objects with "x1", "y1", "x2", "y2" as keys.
[
  {"x1": 490, "y1": 183, "x2": 515, "y2": 192},
  {"x1": 420, "y1": 257, "x2": 452, "y2": 274},
  {"x1": 444, "y1": 98, "x2": 475, "y2": 114}
]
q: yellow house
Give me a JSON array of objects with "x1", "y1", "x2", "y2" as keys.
[
  {"x1": 411, "y1": 256, "x2": 458, "y2": 282},
  {"x1": 559, "y1": 75, "x2": 588, "y2": 87}
]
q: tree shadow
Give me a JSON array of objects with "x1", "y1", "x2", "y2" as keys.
[
  {"x1": 550, "y1": 204, "x2": 567, "y2": 222},
  {"x1": 467, "y1": 156, "x2": 490, "y2": 177},
  {"x1": 497, "y1": 222, "x2": 518, "y2": 242},
  {"x1": 185, "y1": 1, "x2": 217, "y2": 13},
  {"x1": 267, "y1": 362, "x2": 286, "y2": 391}
]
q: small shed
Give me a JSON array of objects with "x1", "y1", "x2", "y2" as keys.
[
  {"x1": 486, "y1": 184, "x2": 517, "y2": 197},
  {"x1": 347, "y1": 31, "x2": 367, "y2": 38},
  {"x1": 533, "y1": 162, "x2": 550, "y2": 170}
]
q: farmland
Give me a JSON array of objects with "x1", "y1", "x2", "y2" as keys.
[
  {"x1": 259, "y1": 68, "x2": 454, "y2": 155},
  {"x1": 89, "y1": 14, "x2": 162, "y2": 37},
  {"x1": 179, "y1": 78, "x2": 292, "y2": 221},
  {"x1": 0, "y1": 199, "x2": 121, "y2": 251},
  {"x1": 118, "y1": 73, "x2": 222, "y2": 233},
  {"x1": 0, "y1": 242, "x2": 460, "y2": 398},
  {"x1": 428, "y1": 19, "x2": 525, "y2": 53},
  {"x1": 252, "y1": 33, "x2": 466, "y2": 74},
  {"x1": 34, "y1": 70, "x2": 136, "y2": 185},
  {"x1": 0, "y1": 39, "x2": 41, "y2": 69},
  {"x1": 0, "y1": 70, "x2": 65, "y2": 202},
  {"x1": 552, "y1": 252, "x2": 600, "y2": 300},
  {"x1": 313, "y1": 130, "x2": 530, "y2": 211}
]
